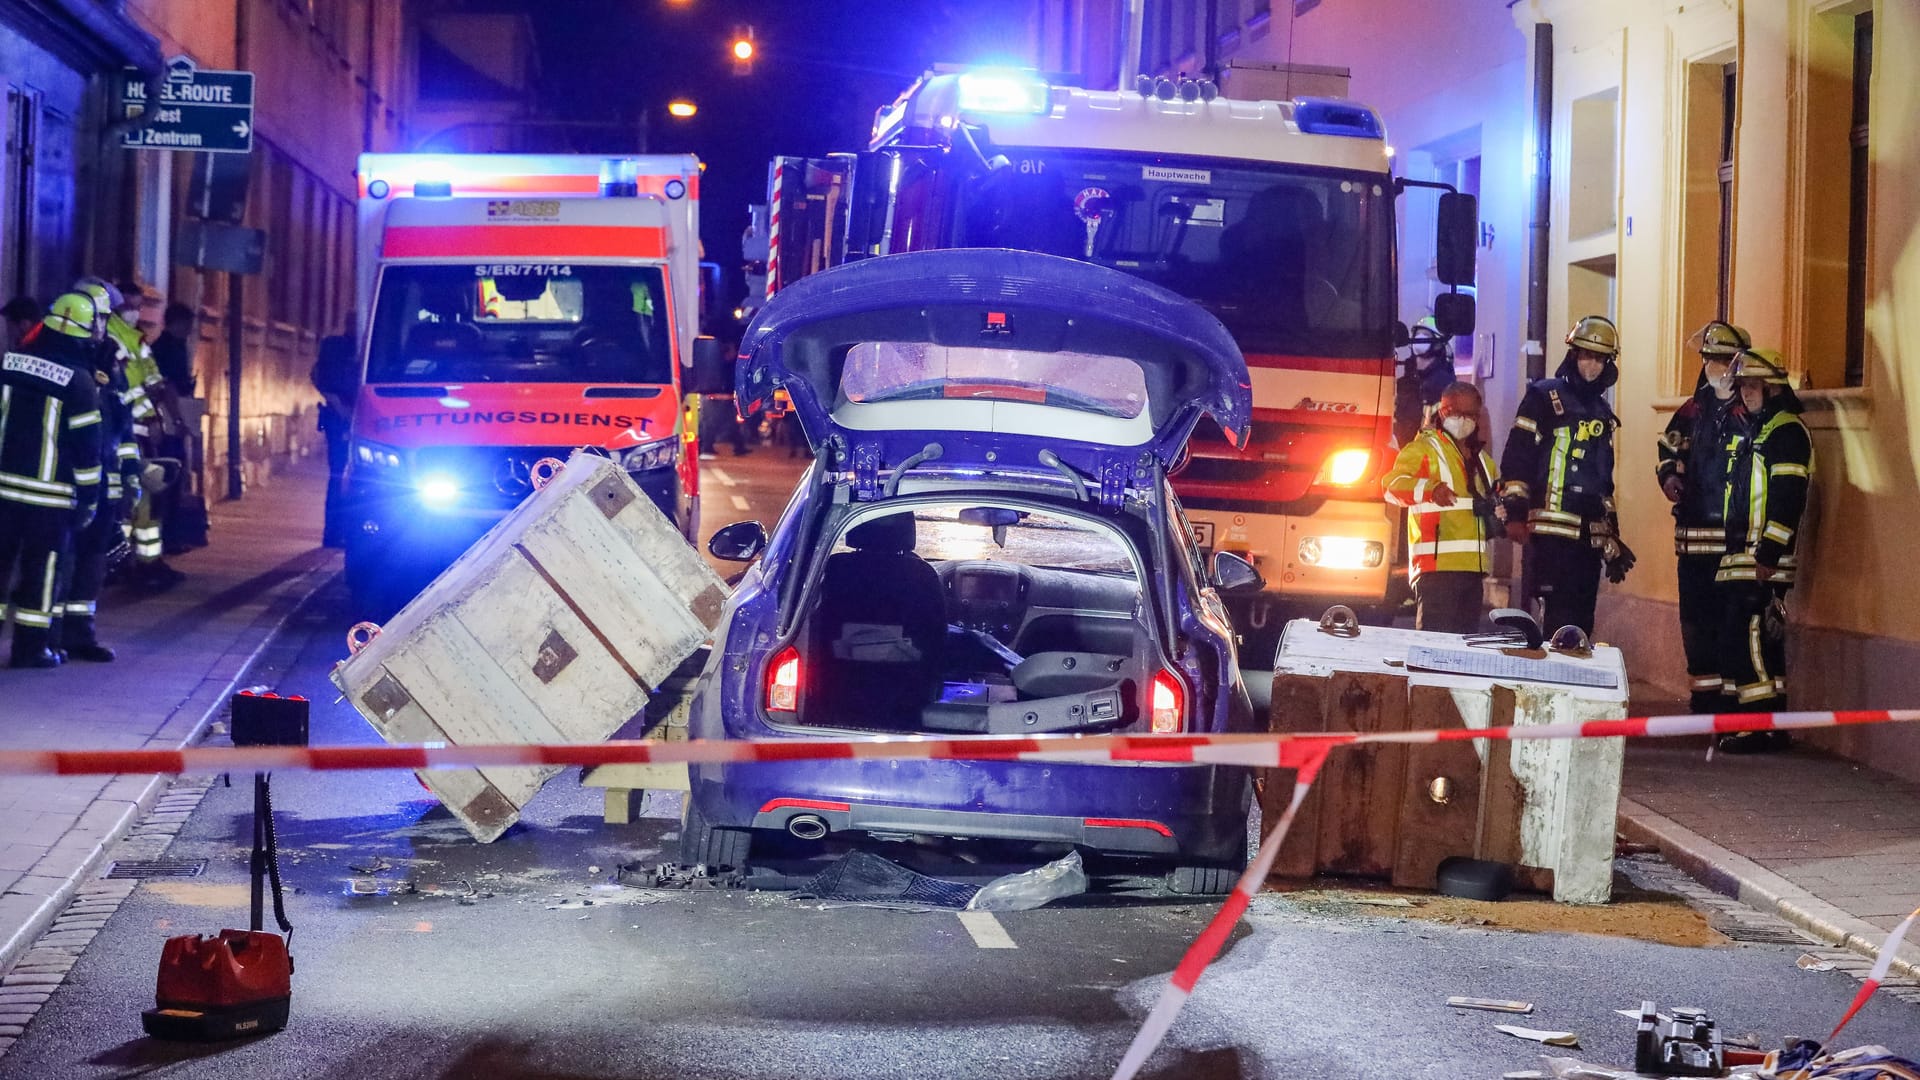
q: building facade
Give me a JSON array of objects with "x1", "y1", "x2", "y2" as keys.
[
  {"x1": 2, "y1": 0, "x2": 417, "y2": 494},
  {"x1": 1039, "y1": 0, "x2": 1914, "y2": 780}
]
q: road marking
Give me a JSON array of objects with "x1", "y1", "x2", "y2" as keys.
[
  {"x1": 957, "y1": 910, "x2": 1017, "y2": 949},
  {"x1": 710, "y1": 467, "x2": 738, "y2": 487},
  {"x1": 730, "y1": 495, "x2": 751, "y2": 511}
]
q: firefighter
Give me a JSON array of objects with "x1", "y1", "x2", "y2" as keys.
[
  {"x1": 56, "y1": 280, "x2": 145, "y2": 660},
  {"x1": 1, "y1": 292, "x2": 105, "y2": 668},
  {"x1": 1656, "y1": 320, "x2": 1752, "y2": 711},
  {"x1": 1393, "y1": 316, "x2": 1455, "y2": 447},
  {"x1": 1716, "y1": 349, "x2": 1811, "y2": 751},
  {"x1": 1499, "y1": 315, "x2": 1635, "y2": 636},
  {"x1": 106, "y1": 282, "x2": 183, "y2": 588},
  {"x1": 1383, "y1": 381, "x2": 1503, "y2": 633}
]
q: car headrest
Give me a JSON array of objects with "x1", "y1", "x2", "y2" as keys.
[{"x1": 844, "y1": 512, "x2": 917, "y2": 554}]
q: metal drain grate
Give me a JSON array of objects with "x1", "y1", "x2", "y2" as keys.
[
  {"x1": 104, "y1": 858, "x2": 207, "y2": 879},
  {"x1": 1710, "y1": 916, "x2": 1810, "y2": 945}
]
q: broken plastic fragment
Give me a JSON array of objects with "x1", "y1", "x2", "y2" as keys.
[
  {"x1": 967, "y1": 850, "x2": 1087, "y2": 912},
  {"x1": 1496, "y1": 1024, "x2": 1579, "y2": 1048}
]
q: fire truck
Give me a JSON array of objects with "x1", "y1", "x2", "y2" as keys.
[
  {"x1": 346, "y1": 154, "x2": 728, "y2": 615},
  {"x1": 753, "y1": 70, "x2": 1476, "y2": 637}
]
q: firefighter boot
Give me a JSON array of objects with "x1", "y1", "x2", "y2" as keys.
[
  {"x1": 61, "y1": 614, "x2": 116, "y2": 663},
  {"x1": 9, "y1": 627, "x2": 62, "y2": 669}
]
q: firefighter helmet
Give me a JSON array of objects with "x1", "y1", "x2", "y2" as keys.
[
  {"x1": 72, "y1": 275, "x2": 123, "y2": 314},
  {"x1": 1565, "y1": 315, "x2": 1619, "y2": 358},
  {"x1": 1696, "y1": 320, "x2": 1750, "y2": 360},
  {"x1": 43, "y1": 292, "x2": 100, "y2": 339},
  {"x1": 1409, "y1": 315, "x2": 1450, "y2": 356},
  {"x1": 1728, "y1": 348, "x2": 1791, "y2": 386}
]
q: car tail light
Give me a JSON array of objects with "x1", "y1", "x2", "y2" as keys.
[
  {"x1": 766, "y1": 646, "x2": 800, "y2": 713},
  {"x1": 1150, "y1": 669, "x2": 1184, "y2": 734},
  {"x1": 1315, "y1": 448, "x2": 1373, "y2": 487}
]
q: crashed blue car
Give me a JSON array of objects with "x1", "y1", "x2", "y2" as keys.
[{"x1": 683, "y1": 248, "x2": 1262, "y2": 893}]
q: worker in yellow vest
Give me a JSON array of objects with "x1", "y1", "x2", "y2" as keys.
[{"x1": 1383, "y1": 382, "x2": 1503, "y2": 633}]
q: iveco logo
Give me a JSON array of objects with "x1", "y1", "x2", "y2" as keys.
[
  {"x1": 493, "y1": 456, "x2": 534, "y2": 496},
  {"x1": 1294, "y1": 397, "x2": 1359, "y2": 414}
]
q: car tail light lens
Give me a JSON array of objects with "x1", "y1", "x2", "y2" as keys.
[
  {"x1": 1150, "y1": 669, "x2": 1184, "y2": 734},
  {"x1": 1315, "y1": 448, "x2": 1373, "y2": 486},
  {"x1": 766, "y1": 646, "x2": 800, "y2": 713}
]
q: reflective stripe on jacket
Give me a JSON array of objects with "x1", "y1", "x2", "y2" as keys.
[
  {"x1": 1718, "y1": 408, "x2": 1813, "y2": 585},
  {"x1": 1383, "y1": 427, "x2": 1497, "y2": 582}
]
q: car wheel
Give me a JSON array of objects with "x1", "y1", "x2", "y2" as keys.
[
  {"x1": 680, "y1": 797, "x2": 752, "y2": 869},
  {"x1": 1165, "y1": 864, "x2": 1240, "y2": 896}
]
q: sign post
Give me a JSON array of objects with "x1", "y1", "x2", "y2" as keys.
[{"x1": 120, "y1": 56, "x2": 254, "y2": 154}]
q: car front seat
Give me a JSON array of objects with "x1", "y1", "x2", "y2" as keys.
[{"x1": 809, "y1": 512, "x2": 946, "y2": 730}]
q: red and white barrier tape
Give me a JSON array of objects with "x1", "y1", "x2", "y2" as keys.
[
  {"x1": 0, "y1": 706, "x2": 1912, "y2": 1074},
  {"x1": 0, "y1": 709, "x2": 1912, "y2": 777}
]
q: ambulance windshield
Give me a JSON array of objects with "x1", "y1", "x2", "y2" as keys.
[
  {"x1": 366, "y1": 263, "x2": 674, "y2": 384},
  {"x1": 953, "y1": 153, "x2": 1394, "y2": 358}
]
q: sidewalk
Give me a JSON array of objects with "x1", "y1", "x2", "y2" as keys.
[
  {"x1": 1619, "y1": 739, "x2": 1920, "y2": 979},
  {"x1": 0, "y1": 459, "x2": 337, "y2": 976}
]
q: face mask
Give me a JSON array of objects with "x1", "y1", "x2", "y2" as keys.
[
  {"x1": 117, "y1": 308, "x2": 140, "y2": 324},
  {"x1": 1441, "y1": 415, "x2": 1476, "y2": 441},
  {"x1": 1707, "y1": 371, "x2": 1734, "y2": 399}
]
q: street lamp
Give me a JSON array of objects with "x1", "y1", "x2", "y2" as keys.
[
  {"x1": 667, "y1": 100, "x2": 697, "y2": 118},
  {"x1": 731, "y1": 26, "x2": 754, "y2": 75}
]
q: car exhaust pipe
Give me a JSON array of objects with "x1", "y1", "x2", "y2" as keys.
[{"x1": 786, "y1": 814, "x2": 829, "y2": 841}]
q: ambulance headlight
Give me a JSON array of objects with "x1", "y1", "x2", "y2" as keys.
[
  {"x1": 621, "y1": 439, "x2": 678, "y2": 473},
  {"x1": 353, "y1": 440, "x2": 404, "y2": 471},
  {"x1": 415, "y1": 474, "x2": 461, "y2": 507}
]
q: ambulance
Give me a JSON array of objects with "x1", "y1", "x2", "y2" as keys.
[{"x1": 346, "y1": 154, "x2": 725, "y2": 615}]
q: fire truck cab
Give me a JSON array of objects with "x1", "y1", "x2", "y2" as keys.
[
  {"x1": 752, "y1": 71, "x2": 1476, "y2": 639},
  {"x1": 346, "y1": 154, "x2": 727, "y2": 616}
]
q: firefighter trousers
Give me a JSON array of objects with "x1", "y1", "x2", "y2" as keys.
[
  {"x1": 131, "y1": 487, "x2": 161, "y2": 563},
  {"x1": 58, "y1": 496, "x2": 124, "y2": 647},
  {"x1": 1414, "y1": 571, "x2": 1485, "y2": 635},
  {"x1": 1676, "y1": 554, "x2": 1729, "y2": 711},
  {"x1": 0, "y1": 505, "x2": 72, "y2": 656},
  {"x1": 1529, "y1": 534, "x2": 1602, "y2": 637},
  {"x1": 1720, "y1": 583, "x2": 1788, "y2": 712}
]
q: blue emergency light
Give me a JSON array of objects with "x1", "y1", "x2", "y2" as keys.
[{"x1": 1292, "y1": 97, "x2": 1385, "y2": 139}]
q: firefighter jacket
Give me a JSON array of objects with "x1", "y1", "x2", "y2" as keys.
[
  {"x1": 1657, "y1": 382, "x2": 1749, "y2": 555},
  {"x1": 0, "y1": 330, "x2": 105, "y2": 511},
  {"x1": 1393, "y1": 355, "x2": 1454, "y2": 448},
  {"x1": 1498, "y1": 354, "x2": 1620, "y2": 540},
  {"x1": 90, "y1": 345, "x2": 142, "y2": 502},
  {"x1": 105, "y1": 315, "x2": 158, "y2": 440},
  {"x1": 1384, "y1": 426, "x2": 1498, "y2": 581},
  {"x1": 1718, "y1": 390, "x2": 1812, "y2": 587}
]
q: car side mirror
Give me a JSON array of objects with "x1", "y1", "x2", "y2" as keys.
[
  {"x1": 1433, "y1": 291, "x2": 1476, "y2": 336},
  {"x1": 1392, "y1": 321, "x2": 1411, "y2": 349},
  {"x1": 1211, "y1": 550, "x2": 1264, "y2": 595},
  {"x1": 1436, "y1": 191, "x2": 1478, "y2": 287},
  {"x1": 681, "y1": 335, "x2": 732, "y2": 396},
  {"x1": 708, "y1": 520, "x2": 768, "y2": 562}
]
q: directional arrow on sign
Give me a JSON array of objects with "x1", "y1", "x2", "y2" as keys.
[{"x1": 233, "y1": 120, "x2": 250, "y2": 139}]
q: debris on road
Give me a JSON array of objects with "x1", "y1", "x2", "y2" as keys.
[
  {"x1": 1797, "y1": 953, "x2": 1836, "y2": 971},
  {"x1": 349, "y1": 857, "x2": 392, "y2": 874},
  {"x1": 969, "y1": 851, "x2": 1087, "y2": 912},
  {"x1": 1497, "y1": 1024, "x2": 1580, "y2": 1048},
  {"x1": 1447, "y1": 996, "x2": 1533, "y2": 1014},
  {"x1": 796, "y1": 850, "x2": 978, "y2": 910}
]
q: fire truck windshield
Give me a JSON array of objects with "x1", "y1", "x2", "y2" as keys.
[
  {"x1": 366, "y1": 264, "x2": 675, "y2": 385},
  {"x1": 954, "y1": 152, "x2": 1394, "y2": 358}
]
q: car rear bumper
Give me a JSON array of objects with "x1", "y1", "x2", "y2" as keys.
[{"x1": 691, "y1": 758, "x2": 1250, "y2": 863}]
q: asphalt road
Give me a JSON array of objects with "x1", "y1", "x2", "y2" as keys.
[{"x1": 4, "y1": 448, "x2": 1917, "y2": 1079}]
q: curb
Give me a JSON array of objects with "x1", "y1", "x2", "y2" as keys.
[
  {"x1": 1618, "y1": 795, "x2": 1920, "y2": 982},
  {"x1": 0, "y1": 564, "x2": 334, "y2": 979}
]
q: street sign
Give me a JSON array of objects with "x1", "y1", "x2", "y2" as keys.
[{"x1": 120, "y1": 55, "x2": 254, "y2": 154}]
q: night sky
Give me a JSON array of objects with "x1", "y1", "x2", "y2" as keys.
[{"x1": 509, "y1": 0, "x2": 1043, "y2": 305}]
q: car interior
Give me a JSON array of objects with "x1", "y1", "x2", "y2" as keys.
[{"x1": 787, "y1": 506, "x2": 1163, "y2": 736}]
